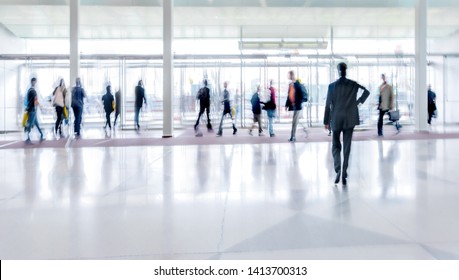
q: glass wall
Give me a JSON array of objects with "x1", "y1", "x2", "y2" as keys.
[{"x1": 1, "y1": 54, "x2": 421, "y2": 132}]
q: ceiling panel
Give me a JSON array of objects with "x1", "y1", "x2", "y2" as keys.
[
  {"x1": 0, "y1": 0, "x2": 458, "y2": 7},
  {"x1": 0, "y1": 4, "x2": 458, "y2": 39}
]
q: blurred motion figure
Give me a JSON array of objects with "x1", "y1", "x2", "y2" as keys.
[
  {"x1": 71, "y1": 77, "x2": 86, "y2": 138},
  {"x1": 428, "y1": 85, "x2": 437, "y2": 125},
  {"x1": 217, "y1": 81, "x2": 237, "y2": 136}
]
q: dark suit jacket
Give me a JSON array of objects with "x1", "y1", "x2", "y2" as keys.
[{"x1": 324, "y1": 77, "x2": 370, "y2": 130}]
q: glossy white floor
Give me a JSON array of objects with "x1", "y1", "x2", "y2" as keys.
[{"x1": 1, "y1": 138, "x2": 459, "y2": 260}]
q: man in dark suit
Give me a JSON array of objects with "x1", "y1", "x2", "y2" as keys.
[{"x1": 324, "y1": 63, "x2": 370, "y2": 185}]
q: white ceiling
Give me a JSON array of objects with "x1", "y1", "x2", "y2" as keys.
[{"x1": 0, "y1": 3, "x2": 458, "y2": 39}]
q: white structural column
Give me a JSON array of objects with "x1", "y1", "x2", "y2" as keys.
[
  {"x1": 69, "y1": 0, "x2": 80, "y2": 86},
  {"x1": 415, "y1": 0, "x2": 428, "y2": 131},
  {"x1": 163, "y1": 0, "x2": 174, "y2": 137}
]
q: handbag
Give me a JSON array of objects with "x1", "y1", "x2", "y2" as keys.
[
  {"x1": 63, "y1": 106, "x2": 69, "y2": 119},
  {"x1": 22, "y1": 111, "x2": 29, "y2": 127},
  {"x1": 389, "y1": 110, "x2": 400, "y2": 122}
]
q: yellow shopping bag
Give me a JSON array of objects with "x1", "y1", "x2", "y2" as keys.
[
  {"x1": 22, "y1": 111, "x2": 28, "y2": 127},
  {"x1": 63, "y1": 106, "x2": 69, "y2": 119}
]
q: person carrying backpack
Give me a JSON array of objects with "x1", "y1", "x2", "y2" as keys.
[
  {"x1": 71, "y1": 77, "x2": 86, "y2": 138},
  {"x1": 194, "y1": 79, "x2": 212, "y2": 132},
  {"x1": 285, "y1": 70, "x2": 308, "y2": 142}
]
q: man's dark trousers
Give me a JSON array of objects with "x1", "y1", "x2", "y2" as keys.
[{"x1": 332, "y1": 127, "x2": 354, "y2": 178}]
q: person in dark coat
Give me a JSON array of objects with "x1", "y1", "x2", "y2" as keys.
[
  {"x1": 102, "y1": 85, "x2": 114, "y2": 131},
  {"x1": 217, "y1": 81, "x2": 237, "y2": 136},
  {"x1": 71, "y1": 77, "x2": 86, "y2": 138},
  {"x1": 114, "y1": 89, "x2": 122, "y2": 128},
  {"x1": 194, "y1": 79, "x2": 212, "y2": 131},
  {"x1": 135, "y1": 80, "x2": 146, "y2": 131},
  {"x1": 248, "y1": 85, "x2": 264, "y2": 136},
  {"x1": 428, "y1": 85, "x2": 437, "y2": 125},
  {"x1": 285, "y1": 70, "x2": 308, "y2": 142},
  {"x1": 324, "y1": 62, "x2": 370, "y2": 185},
  {"x1": 25, "y1": 77, "x2": 44, "y2": 144}
]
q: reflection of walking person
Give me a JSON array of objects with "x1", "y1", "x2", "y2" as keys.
[
  {"x1": 25, "y1": 77, "x2": 44, "y2": 144},
  {"x1": 324, "y1": 63, "x2": 370, "y2": 185},
  {"x1": 71, "y1": 77, "x2": 86, "y2": 138},
  {"x1": 102, "y1": 85, "x2": 114, "y2": 132},
  {"x1": 248, "y1": 85, "x2": 264, "y2": 136},
  {"x1": 194, "y1": 79, "x2": 212, "y2": 132},
  {"x1": 135, "y1": 80, "x2": 146, "y2": 132},
  {"x1": 114, "y1": 89, "x2": 122, "y2": 128},
  {"x1": 428, "y1": 85, "x2": 437, "y2": 125},
  {"x1": 217, "y1": 81, "x2": 237, "y2": 136}
]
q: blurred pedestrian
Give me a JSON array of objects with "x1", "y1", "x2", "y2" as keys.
[
  {"x1": 52, "y1": 78, "x2": 68, "y2": 138},
  {"x1": 285, "y1": 71, "x2": 308, "y2": 142},
  {"x1": 25, "y1": 77, "x2": 44, "y2": 144},
  {"x1": 262, "y1": 80, "x2": 277, "y2": 137},
  {"x1": 377, "y1": 74, "x2": 397, "y2": 136},
  {"x1": 71, "y1": 77, "x2": 86, "y2": 138},
  {"x1": 195, "y1": 79, "x2": 212, "y2": 132},
  {"x1": 428, "y1": 85, "x2": 437, "y2": 125},
  {"x1": 217, "y1": 81, "x2": 237, "y2": 136},
  {"x1": 248, "y1": 85, "x2": 264, "y2": 136},
  {"x1": 102, "y1": 85, "x2": 114, "y2": 132},
  {"x1": 135, "y1": 80, "x2": 146, "y2": 132},
  {"x1": 114, "y1": 88, "x2": 122, "y2": 128}
]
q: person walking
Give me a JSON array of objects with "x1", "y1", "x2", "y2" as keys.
[
  {"x1": 102, "y1": 85, "x2": 115, "y2": 132},
  {"x1": 248, "y1": 85, "x2": 264, "y2": 136},
  {"x1": 262, "y1": 80, "x2": 277, "y2": 137},
  {"x1": 324, "y1": 62, "x2": 370, "y2": 185},
  {"x1": 285, "y1": 71, "x2": 308, "y2": 142},
  {"x1": 25, "y1": 77, "x2": 44, "y2": 144},
  {"x1": 194, "y1": 79, "x2": 212, "y2": 132},
  {"x1": 377, "y1": 74, "x2": 397, "y2": 136},
  {"x1": 217, "y1": 81, "x2": 237, "y2": 136},
  {"x1": 71, "y1": 77, "x2": 86, "y2": 138},
  {"x1": 114, "y1": 88, "x2": 122, "y2": 128},
  {"x1": 52, "y1": 78, "x2": 68, "y2": 138},
  {"x1": 134, "y1": 80, "x2": 146, "y2": 132},
  {"x1": 428, "y1": 85, "x2": 437, "y2": 125}
]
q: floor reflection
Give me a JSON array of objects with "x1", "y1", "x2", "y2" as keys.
[{"x1": 2, "y1": 139, "x2": 459, "y2": 259}]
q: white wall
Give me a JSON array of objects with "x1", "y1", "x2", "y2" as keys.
[
  {"x1": 427, "y1": 33, "x2": 459, "y2": 124},
  {"x1": 0, "y1": 24, "x2": 25, "y2": 132}
]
